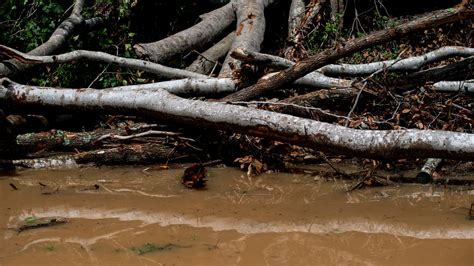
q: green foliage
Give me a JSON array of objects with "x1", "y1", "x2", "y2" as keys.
[
  {"x1": 25, "y1": 216, "x2": 38, "y2": 224},
  {"x1": 0, "y1": 0, "x2": 143, "y2": 88},
  {"x1": 0, "y1": 0, "x2": 65, "y2": 51},
  {"x1": 306, "y1": 13, "x2": 343, "y2": 53}
]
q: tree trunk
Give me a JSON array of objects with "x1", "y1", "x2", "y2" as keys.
[{"x1": 1, "y1": 79, "x2": 473, "y2": 160}]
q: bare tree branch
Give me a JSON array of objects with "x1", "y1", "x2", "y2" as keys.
[
  {"x1": 220, "y1": 4, "x2": 473, "y2": 101},
  {"x1": 232, "y1": 48, "x2": 352, "y2": 88},
  {"x1": 1, "y1": 78, "x2": 473, "y2": 161},
  {"x1": 0, "y1": 45, "x2": 208, "y2": 80},
  {"x1": 0, "y1": 0, "x2": 86, "y2": 77},
  {"x1": 232, "y1": 46, "x2": 474, "y2": 76},
  {"x1": 134, "y1": 3, "x2": 236, "y2": 63}
]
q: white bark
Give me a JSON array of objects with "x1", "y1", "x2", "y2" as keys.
[
  {"x1": 1, "y1": 78, "x2": 473, "y2": 161},
  {"x1": 262, "y1": 71, "x2": 352, "y2": 88},
  {"x1": 219, "y1": 0, "x2": 272, "y2": 79},
  {"x1": 232, "y1": 46, "x2": 474, "y2": 76},
  {"x1": 319, "y1": 46, "x2": 474, "y2": 76},
  {"x1": 432, "y1": 80, "x2": 474, "y2": 93},
  {"x1": 109, "y1": 78, "x2": 236, "y2": 95},
  {"x1": 284, "y1": 0, "x2": 326, "y2": 60},
  {"x1": 186, "y1": 32, "x2": 235, "y2": 75},
  {"x1": 134, "y1": 3, "x2": 236, "y2": 63},
  {"x1": 0, "y1": 45, "x2": 207, "y2": 80},
  {"x1": 288, "y1": 0, "x2": 306, "y2": 38},
  {"x1": 0, "y1": 0, "x2": 85, "y2": 77}
]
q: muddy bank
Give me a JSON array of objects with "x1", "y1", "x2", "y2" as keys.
[{"x1": 1, "y1": 166, "x2": 473, "y2": 265}]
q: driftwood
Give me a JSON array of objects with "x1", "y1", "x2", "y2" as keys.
[
  {"x1": 220, "y1": 3, "x2": 473, "y2": 101},
  {"x1": 1, "y1": 78, "x2": 473, "y2": 161}
]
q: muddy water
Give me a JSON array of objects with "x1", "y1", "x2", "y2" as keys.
[{"x1": 0, "y1": 166, "x2": 473, "y2": 265}]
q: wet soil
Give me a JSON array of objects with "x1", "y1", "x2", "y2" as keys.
[{"x1": 1, "y1": 166, "x2": 473, "y2": 265}]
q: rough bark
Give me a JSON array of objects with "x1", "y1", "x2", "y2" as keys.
[
  {"x1": 186, "y1": 32, "x2": 235, "y2": 75},
  {"x1": 288, "y1": 0, "x2": 306, "y2": 38},
  {"x1": 231, "y1": 49, "x2": 352, "y2": 88},
  {"x1": 4, "y1": 143, "x2": 184, "y2": 169},
  {"x1": 1, "y1": 79, "x2": 473, "y2": 161},
  {"x1": 284, "y1": 0, "x2": 326, "y2": 60},
  {"x1": 14, "y1": 124, "x2": 168, "y2": 150},
  {"x1": 133, "y1": 3, "x2": 236, "y2": 63},
  {"x1": 0, "y1": 0, "x2": 85, "y2": 77},
  {"x1": 220, "y1": 4, "x2": 473, "y2": 101}
]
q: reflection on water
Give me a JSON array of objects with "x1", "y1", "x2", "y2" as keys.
[
  {"x1": 8, "y1": 206, "x2": 474, "y2": 240},
  {"x1": 1, "y1": 166, "x2": 473, "y2": 265}
]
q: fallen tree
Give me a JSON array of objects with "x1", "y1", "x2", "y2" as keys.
[
  {"x1": 0, "y1": 0, "x2": 473, "y2": 174},
  {"x1": 1, "y1": 78, "x2": 473, "y2": 160}
]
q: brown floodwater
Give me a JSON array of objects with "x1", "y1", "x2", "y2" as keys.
[{"x1": 0, "y1": 165, "x2": 473, "y2": 265}]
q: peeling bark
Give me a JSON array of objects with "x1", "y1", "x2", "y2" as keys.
[
  {"x1": 219, "y1": 0, "x2": 272, "y2": 81},
  {"x1": 231, "y1": 49, "x2": 352, "y2": 88},
  {"x1": 284, "y1": 0, "x2": 326, "y2": 60},
  {"x1": 1, "y1": 79, "x2": 473, "y2": 160},
  {"x1": 134, "y1": 3, "x2": 236, "y2": 63},
  {"x1": 220, "y1": 4, "x2": 473, "y2": 101},
  {"x1": 288, "y1": 0, "x2": 306, "y2": 38}
]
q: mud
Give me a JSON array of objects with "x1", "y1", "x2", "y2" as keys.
[{"x1": 1, "y1": 166, "x2": 473, "y2": 265}]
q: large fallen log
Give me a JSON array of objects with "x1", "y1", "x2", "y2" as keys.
[
  {"x1": 134, "y1": 3, "x2": 236, "y2": 63},
  {"x1": 1, "y1": 78, "x2": 473, "y2": 160},
  {"x1": 220, "y1": 2, "x2": 473, "y2": 101}
]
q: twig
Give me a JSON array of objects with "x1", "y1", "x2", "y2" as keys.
[
  {"x1": 230, "y1": 101, "x2": 350, "y2": 120},
  {"x1": 97, "y1": 130, "x2": 194, "y2": 142}
]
